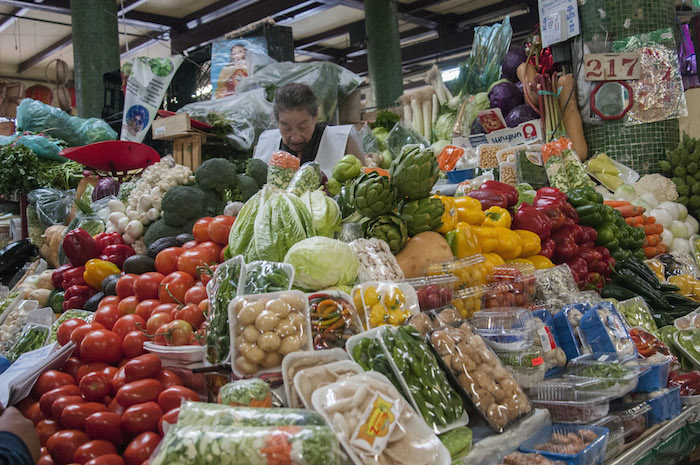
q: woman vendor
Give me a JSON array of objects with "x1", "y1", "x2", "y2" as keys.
[{"x1": 253, "y1": 83, "x2": 364, "y2": 175}]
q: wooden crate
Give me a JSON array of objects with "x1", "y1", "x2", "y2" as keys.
[
  {"x1": 152, "y1": 113, "x2": 207, "y2": 170},
  {"x1": 173, "y1": 134, "x2": 204, "y2": 171}
]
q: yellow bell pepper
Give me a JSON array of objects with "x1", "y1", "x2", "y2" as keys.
[
  {"x1": 514, "y1": 229, "x2": 541, "y2": 257},
  {"x1": 644, "y1": 259, "x2": 665, "y2": 283},
  {"x1": 481, "y1": 252, "x2": 505, "y2": 276},
  {"x1": 472, "y1": 226, "x2": 499, "y2": 253},
  {"x1": 454, "y1": 196, "x2": 486, "y2": 225},
  {"x1": 526, "y1": 255, "x2": 555, "y2": 269},
  {"x1": 492, "y1": 227, "x2": 522, "y2": 260},
  {"x1": 669, "y1": 275, "x2": 698, "y2": 300},
  {"x1": 445, "y1": 223, "x2": 482, "y2": 258},
  {"x1": 83, "y1": 259, "x2": 121, "y2": 290},
  {"x1": 432, "y1": 195, "x2": 458, "y2": 234},
  {"x1": 482, "y1": 206, "x2": 512, "y2": 228}
]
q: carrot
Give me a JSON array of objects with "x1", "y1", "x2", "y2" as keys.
[
  {"x1": 362, "y1": 167, "x2": 390, "y2": 177},
  {"x1": 642, "y1": 223, "x2": 663, "y2": 235},
  {"x1": 614, "y1": 204, "x2": 644, "y2": 217},
  {"x1": 626, "y1": 215, "x2": 645, "y2": 226},
  {"x1": 658, "y1": 243, "x2": 669, "y2": 254},
  {"x1": 644, "y1": 234, "x2": 661, "y2": 247},
  {"x1": 604, "y1": 200, "x2": 630, "y2": 207},
  {"x1": 644, "y1": 246, "x2": 665, "y2": 258},
  {"x1": 645, "y1": 216, "x2": 656, "y2": 224}
]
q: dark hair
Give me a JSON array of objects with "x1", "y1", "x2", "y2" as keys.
[{"x1": 273, "y1": 83, "x2": 318, "y2": 120}]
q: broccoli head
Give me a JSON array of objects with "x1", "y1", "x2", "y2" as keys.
[
  {"x1": 230, "y1": 174, "x2": 259, "y2": 202},
  {"x1": 201, "y1": 187, "x2": 226, "y2": 216},
  {"x1": 658, "y1": 160, "x2": 672, "y2": 174},
  {"x1": 245, "y1": 158, "x2": 268, "y2": 188},
  {"x1": 687, "y1": 175, "x2": 696, "y2": 187},
  {"x1": 678, "y1": 196, "x2": 689, "y2": 206},
  {"x1": 672, "y1": 177, "x2": 685, "y2": 187},
  {"x1": 195, "y1": 158, "x2": 237, "y2": 195},
  {"x1": 693, "y1": 183, "x2": 700, "y2": 196},
  {"x1": 161, "y1": 185, "x2": 205, "y2": 227}
]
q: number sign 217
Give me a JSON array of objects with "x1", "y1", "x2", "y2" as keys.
[{"x1": 584, "y1": 52, "x2": 641, "y2": 81}]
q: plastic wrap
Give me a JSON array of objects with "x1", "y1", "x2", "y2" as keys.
[
  {"x1": 0, "y1": 133, "x2": 67, "y2": 162},
  {"x1": 566, "y1": 353, "x2": 645, "y2": 399},
  {"x1": 228, "y1": 290, "x2": 311, "y2": 377},
  {"x1": 346, "y1": 327, "x2": 407, "y2": 398},
  {"x1": 0, "y1": 300, "x2": 39, "y2": 356},
  {"x1": 349, "y1": 238, "x2": 404, "y2": 283},
  {"x1": 27, "y1": 188, "x2": 73, "y2": 229},
  {"x1": 580, "y1": 302, "x2": 637, "y2": 356},
  {"x1": 494, "y1": 346, "x2": 546, "y2": 389},
  {"x1": 405, "y1": 306, "x2": 462, "y2": 336},
  {"x1": 7, "y1": 323, "x2": 48, "y2": 361},
  {"x1": 518, "y1": 424, "x2": 609, "y2": 465},
  {"x1": 307, "y1": 291, "x2": 362, "y2": 350},
  {"x1": 352, "y1": 282, "x2": 419, "y2": 329},
  {"x1": 535, "y1": 265, "x2": 580, "y2": 311},
  {"x1": 267, "y1": 151, "x2": 300, "y2": 189},
  {"x1": 206, "y1": 256, "x2": 244, "y2": 364},
  {"x1": 515, "y1": 144, "x2": 547, "y2": 189},
  {"x1": 428, "y1": 320, "x2": 533, "y2": 432},
  {"x1": 530, "y1": 380, "x2": 609, "y2": 423},
  {"x1": 426, "y1": 254, "x2": 486, "y2": 289},
  {"x1": 241, "y1": 261, "x2": 293, "y2": 295},
  {"x1": 217, "y1": 379, "x2": 271, "y2": 407},
  {"x1": 469, "y1": 307, "x2": 536, "y2": 351},
  {"x1": 151, "y1": 424, "x2": 341, "y2": 465},
  {"x1": 477, "y1": 144, "x2": 509, "y2": 171},
  {"x1": 553, "y1": 303, "x2": 592, "y2": 360},
  {"x1": 310, "y1": 372, "x2": 450, "y2": 465},
  {"x1": 293, "y1": 360, "x2": 363, "y2": 409},
  {"x1": 177, "y1": 402, "x2": 324, "y2": 427},
  {"x1": 286, "y1": 162, "x2": 322, "y2": 197},
  {"x1": 281, "y1": 348, "x2": 348, "y2": 409},
  {"x1": 617, "y1": 297, "x2": 658, "y2": 333},
  {"x1": 610, "y1": 403, "x2": 650, "y2": 443},
  {"x1": 385, "y1": 121, "x2": 429, "y2": 157},
  {"x1": 531, "y1": 308, "x2": 568, "y2": 375}
]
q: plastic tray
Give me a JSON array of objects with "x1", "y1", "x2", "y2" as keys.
[
  {"x1": 405, "y1": 306, "x2": 463, "y2": 336},
  {"x1": 494, "y1": 346, "x2": 546, "y2": 389},
  {"x1": 636, "y1": 357, "x2": 671, "y2": 392},
  {"x1": 239, "y1": 260, "x2": 294, "y2": 296},
  {"x1": 0, "y1": 292, "x2": 23, "y2": 327},
  {"x1": 530, "y1": 381, "x2": 610, "y2": 424},
  {"x1": 306, "y1": 290, "x2": 363, "y2": 350},
  {"x1": 617, "y1": 297, "x2": 658, "y2": 334},
  {"x1": 354, "y1": 282, "x2": 420, "y2": 329},
  {"x1": 672, "y1": 330, "x2": 700, "y2": 368},
  {"x1": 534, "y1": 265, "x2": 580, "y2": 311},
  {"x1": 566, "y1": 353, "x2": 646, "y2": 399},
  {"x1": 281, "y1": 347, "x2": 348, "y2": 409},
  {"x1": 673, "y1": 311, "x2": 699, "y2": 330},
  {"x1": 452, "y1": 285, "x2": 484, "y2": 318},
  {"x1": 585, "y1": 154, "x2": 639, "y2": 192},
  {"x1": 143, "y1": 342, "x2": 205, "y2": 363},
  {"x1": 610, "y1": 403, "x2": 650, "y2": 443},
  {"x1": 553, "y1": 303, "x2": 592, "y2": 361},
  {"x1": 580, "y1": 302, "x2": 637, "y2": 356},
  {"x1": 481, "y1": 281, "x2": 535, "y2": 309},
  {"x1": 644, "y1": 386, "x2": 681, "y2": 426},
  {"x1": 426, "y1": 254, "x2": 486, "y2": 289},
  {"x1": 293, "y1": 360, "x2": 363, "y2": 409},
  {"x1": 519, "y1": 424, "x2": 609, "y2": 465},
  {"x1": 228, "y1": 290, "x2": 313, "y2": 378},
  {"x1": 589, "y1": 415, "x2": 625, "y2": 459},
  {"x1": 532, "y1": 308, "x2": 567, "y2": 377},
  {"x1": 469, "y1": 307, "x2": 536, "y2": 351},
  {"x1": 405, "y1": 274, "x2": 460, "y2": 312},
  {"x1": 681, "y1": 394, "x2": 700, "y2": 406}
]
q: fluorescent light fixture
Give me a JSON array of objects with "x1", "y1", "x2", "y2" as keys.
[{"x1": 442, "y1": 67, "x2": 460, "y2": 82}]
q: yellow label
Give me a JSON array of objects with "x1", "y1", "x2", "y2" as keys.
[{"x1": 350, "y1": 392, "x2": 400, "y2": 454}]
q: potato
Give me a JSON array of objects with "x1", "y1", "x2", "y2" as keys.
[
  {"x1": 395, "y1": 231, "x2": 453, "y2": 278},
  {"x1": 279, "y1": 335, "x2": 302, "y2": 355},
  {"x1": 238, "y1": 303, "x2": 263, "y2": 325},
  {"x1": 258, "y1": 331, "x2": 281, "y2": 351},
  {"x1": 255, "y1": 311, "x2": 279, "y2": 332},
  {"x1": 235, "y1": 356, "x2": 258, "y2": 374},
  {"x1": 266, "y1": 299, "x2": 291, "y2": 317}
]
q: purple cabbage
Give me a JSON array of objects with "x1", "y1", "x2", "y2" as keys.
[
  {"x1": 505, "y1": 104, "x2": 539, "y2": 128},
  {"x1": 502, "y1": 49, "x2": 527, "y2": 83},
  {"x1": 488, "y1": 82, "x2": 524, "y2": 116},
  {"x1": 92, "y1": 177, "x2": 121, "y2": 201}
]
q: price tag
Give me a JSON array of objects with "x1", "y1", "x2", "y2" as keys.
[
  {"x1": 537, "y1": 327, "x2": 556, "y2": 352},
  {"x1": 350, "y1": 392, "x2": 400, "y2": 455},
  {"x1": 584, "y1": 53, "x2": 642, "y2": 81},
  {"x1": 531, "y1": 357, "x2": 544, "y2": 367}
]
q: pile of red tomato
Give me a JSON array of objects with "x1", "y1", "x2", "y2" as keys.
[{"x1": 18, "y1": 215, "x2": 235, "y2": 465}]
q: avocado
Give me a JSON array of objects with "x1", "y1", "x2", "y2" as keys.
[
  {"x1": 123, "y1": 255, "x2": 157, "y2": 274},
  {"x1": 146, "y1": 236, "x2": 180, "y2": 259},
  {"x1": 102, "y1": 274, "x2": 121, "y2": 295},
  {"x1": 84, "y1": 292, "x2": 105, "y2": 312},
  {"x1": 176, "y1": 233, "x2": 194, "y2": 245}
]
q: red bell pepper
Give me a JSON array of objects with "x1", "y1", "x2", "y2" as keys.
[
  {"x1": 566, "y1": 257, "x2": 588, "y2": 282},
  {"x1": 582, "y1": 272, "x2": 604, "y2": 291},
  {"x1": 538, "y1": 206, "x2": 566, "y2": 231},
  {"x1": 539, "y1": 238, "x2": 556, "y2": 259},
  {"x1": 669, "y1": 371, "x2": 700, "y2": 396},
  {"x1": 479, "y1": 181, "x2": 518, "y2": 208},
  {"x1": 99, "y1": 244, "x2": 135, "y2": 269},
  {"x1": 588, "y1": 260, "x2": 609, "y2": 276},
  {"x1": 533, "y1": 187, "x2": 578, "y2": 220},
  {"x1": 62, "y1": 266, "x2": 87, "y2": 290},
  {"x1": 51, "y1": 264, "x2": 72, "y2": 290},
  {"x1": 595, "y1": 245, "x2": 611, "y2": 260},
  {"x1": 94, "y1": 232, "x2": 125, "y2": 253},
  {"x1": 578, "y1": 246, "x2": 603, "y2": 266},
  {"x1": 581, "y1": 226, "x2": 598, "y2": 243},
  {"x1": 63, "y1": 285, "x2": 98, "y2": 311},
  {"x1": 467, "y1": 189, "x2": 508, "y2": 209},
  {"x1": 511, "y1": 203, "x2": 552, "y2": 240},
  {"x1": 62, "y1": 228, "x2": 99, "y2": 266}
]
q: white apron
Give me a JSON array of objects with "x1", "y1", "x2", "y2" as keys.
[{"x1": 253, "y1": 125, "x2": 365, "y2": 176}]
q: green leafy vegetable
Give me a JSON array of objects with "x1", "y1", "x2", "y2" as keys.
[{"x1": 283, "y1": 236, "x2": 358, "y2": 292}]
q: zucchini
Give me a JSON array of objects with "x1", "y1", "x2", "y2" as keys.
[
  {"x1": 613, "y1": 269, "x2": 667, "y2": 310},
  {"x1": 601, "y1": 283, "x2": 637, "y2": 301}
]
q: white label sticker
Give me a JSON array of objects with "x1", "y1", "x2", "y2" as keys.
[
  {"x1": 350, "y1": 392, "x2": 401, "y2": 455},
  {"x1": 537, "y1": 327, "x2": 556, "y2": 352}
]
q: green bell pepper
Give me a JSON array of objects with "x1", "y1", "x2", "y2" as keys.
[
  {"x1": 611, "y1": 248, "x2": 631, "y2": 262},
  {"x1": 596, "y1": 224, "x2": 618, "y2": 246},
  {"x1": 567, "y1": 187, "x2": 602, "y2": 207},
  {"x1": 48, "y1": 289, "x2": 64, "y2": 314},
  {"x1": 576, "y1": 204, "x2": 605, "y2": 226}
]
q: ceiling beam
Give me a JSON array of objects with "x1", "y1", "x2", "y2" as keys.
[
  {"x1": 17, "y1": 33, "x2": 71, "y2": 73},
  {"x1": 325, "y1": 0, "x2": 439, "y2": 29},
  {"x1": 400, "y1": 0, "x2": 450, "y2": 14},
  {"x1": 276, "y1": 2, "x2": 338, "y2": 25},
  {"x1": 0, "y1": 7, "x2": 27, "y2": 33}
]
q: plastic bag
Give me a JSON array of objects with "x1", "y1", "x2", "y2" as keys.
[
  {"x1": 237, "y1": 61, "x2": 362, "y2": 123},
  {"x1": 385, "y1": 121, "x2": 429, "y2": 157},
  {"x1": 286, "y1": 162, "x2": 322, "y2": 196},
  {"x1": 177, "y1": 88, "x2": 275, "y2": 151},
  {"x1": 349, "y1": 238, "x2": 404, "y2": 282},
  {"x1": 267, "y1": 151, "x2": 299, "y2": 189},
  {"x1": 205, "y1": 256, "x2": 243, "y2": 365},
  {"x1": 359, "y1": 123, "x2": 380, "y2": 155},
  {"x1": 16, "y1": 98, "x2": 117, "y2": 147},
  {"x1": 177, "y1": 402, "x2": 325, "y2": 427},
  {"x1": 0, "y1": 134, "x2": 67, "y2": 161},
  {"x1": 27, "y1": 188, "x2": 73, "y2": 228}
]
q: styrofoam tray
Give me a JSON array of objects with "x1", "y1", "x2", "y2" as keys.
[
  {"x1": 345, "y1": 326, "x2": 385, "y2": 364},
  {"x1": 586, "y1": 156, "x2": 640, "y2": 192},
  {"x1": 293, "y1": 360, "x2": 363, "y2": 409},
  {"x1": 0, "y1": 293, "x2": 23, "y2": 326},
  {"x1": 281, "y1": 347, "x2": 348, "y2": 409}
]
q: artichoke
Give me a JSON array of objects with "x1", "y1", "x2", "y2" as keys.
[
  {"x1": 350, "y1": 172, "x2": 398, "y2": 219},
  {"x1": 390, "y1": 144, "x2": 440, "y2": 200},
  {"x1": 364, "y1": 213, "x2": 408, "y2": 254},
  {"x1": 397, "y1": 197, "x2": 445, "y2": 235}
]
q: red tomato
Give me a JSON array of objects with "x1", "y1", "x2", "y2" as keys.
[
  {"x1": 134, "y1": 299, "x2": 160, "y2": 321},
  {"x1": 192, "y1": 217, "x2": 213, "y2": 242},
  {"x1": 46, "y1": 430, "x2": 89, "y2": 465},
  {"x1": 172, "y1": 303, "x2": 205, "y2": 328},
  {"x1": 106, "y1": 398, "x2": 124, "y2": 415},
  {"x1": 111, "y1": 314, "x2": 146, "y2": 341},
  {"x1": 40, "y1": 385, "x2": 82, "y2": 417},
  {"x1": 177, "y1": 249, "x2": 210, "y2": 278},
  {"x1": 115, "y1": 274, "x2": 138, "y2": 299},
  {"x1": 121, "y1": 331, "x2": 147, "y2": 359},
  {"x1": 24, "y1": 401, "x2": 44, "y2": 425},
  {"x1": 84, "y1": 412, "x2": 124, "y2": 445},
  {"x1": 69, "y1": 324, "x2": 106, "y2": 357},
  {"x1": 80, "y1": 330, "x2": 122, "y2": 364},
  {"x1": 153, "y1": 324, "x2": 168, "y2": 345},
  {"x1": 98, "y1": 295, "x2": 120, "y2": 309},
  {"x1": 146, "y1": 312, "x2": 171, "y2": 335},
  {"x1": 164, "y1": 320, "x2": 193, "y2": 346},
  {"x1": 183, "y1": 284, "x2": 207, "y2": 305},
  {"x1": 122, "y1": 432, "x2": 160, "y2": 465},
  {"x1": 117, "y1": 296, "x2": 140, "y2": 316},
  {"x1": 61, "y1": 358, "x2": 85, "y2": 380},
  {"x1": 79, "y1": 371, "x2": 112, "y2": 402},
  {"x1": 124, "y1": 354, "x2": 161, "y2": 382},
  {"x1": 101, "y1": 366, "x2": 118, "y2": 380},
  {"x1": 208, "y1": 215, "x2": 235, "y2": 245},
  {"x1": 75, "y1": 363, "x2": 110, "y2": 383},
  {"x1": 50, "y1": 396, "x2": 84, "y2": 421},
  {"x1": 157, "y1": 386, "x2": 199, "y2": 412},
  {"x1": 121, "y1": 402, "x2": 163, "y2": 435},
  {"x1": 158, "y1": 271, "x2": 195, "y2": 304},
  {"x1": 61, "y1": 402, "x2": 107, "y2": 429},
  {"x1": 156, "y1": 370, "x2": 182, "y2": 388},
  {"x1": 199, "y1": 264, "x2": 217, "y2": 286},
  {"x1": 92, "y1": 305, "x2": 123, "y2": 331},
  {"x1": 150, "y1": 303, "x2": 177, "y2": 316},
  {"x1": 110, "y1": 367, "x2": 127, "y2": 395},
  {"x1": 73, "y1": 440, "x2": 117, "y2": 465},
  {"x1": 155, "y1": 247, "x2": 184, "y2": 275},
  {"x1": 37, "y1": 419, "x2": 60, "y2": 446},
  {"x1": 34, "y1": 370, "x2": 76, "y2": 397},
  {"x1": 38, "y1": 455, "x2": 55, "y2": 465},
  {"x1": 196, "y1": 241, "x2": 223, "y2": 263},
  {"x1": 57, "y1": 319, "x2": 87, "y2": 346},
  {"x1": 84, "y1": 454, "x2": 124, "y2": 465},
  {"x1": 181, "y1": 240, "x2": 198, "y2": 250},
  {"x1": 115, "y1": 379, "x2": 164, "y2": 408},
  {"x1": 158, "y1": 407, "x2": 180, "y2": 436},
  {"x1": 133, "y1": 272, "x2": 165, "y2": 301},
  {"x1": 198, "y1": 300, "x2": 207, "y2": 313}
]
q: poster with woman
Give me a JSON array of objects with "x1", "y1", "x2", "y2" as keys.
[{"x1": 211, "y1": 38, "x2": 269, "y2": 99}]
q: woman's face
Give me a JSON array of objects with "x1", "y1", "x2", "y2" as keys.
[
  {"x1": 230, "y1": 45, "x2": 246, "y2": 62},
  {"x1": 278, "y1": 109, "x2": 317, "y2": 154}
]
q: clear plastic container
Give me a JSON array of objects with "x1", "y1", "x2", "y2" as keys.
[
  {"x1": 530, "y1": 380, "x2": 610, "y2": 423},
  {"x1": 0, "y1": 292, "x2": 22, "y2": 326},
  {"x1": 531, "y1": 308, "x2": 568, "y2": 376},
  {"x1": 350, "y1": 237, "x2": 405, "y2": 283},
  {"x1": 610, "y1": 403, "x2": 650, "y2": 443},
  {"x1": 553, "y1": 303, "x2": 592, "y2": 361},
  {"x1": 353, "y1": 282, "x2": 420, "y2": 329},
  {"x1": 580, "y1": 302, "x2": 637, "y2": 356},
  {"x1": 426, "y1": 254, "x2": 487, "y2": 289},
  {"x1": 293, "y1": 360, "x2": 363, "y2": 409},
  {"x1": 143, "y1": 342, "x2": 205, "y2": 364},
  {"x1": 477, "y1": 143, "x2": 509, "y2": 170},
  {"x1": 589, "y1": 415, "x2": 625, "y2": 459},
  {"x1": 481, "y1": 281, "x2": 535, "y2": 309},
  {"x1": 636, "y1": 356, "x2": 671, "y2": 393},
  {"x1": 566, "y1": 353, "x2": 646, "y2": 399},
  {"x1": 487, "y1": 262, "x2": 536, "y2": 283},
  {"x1": 518, "y1": 424, "x2": 609, "y2": 465},
  {"x1": 494, "y1": 346, "x2": 546, "y2": 389},
  {"x1": 281, "y1": 347, "x2": 348, "y2": 409},
  {"x1": 452, "y1": 285, "x2": 484, "y2": 318},
  {"x1": 617, "y1": 297, "x2": 658, "y2": 333},
  {"x1": 240, "y1": 261, "x2": 294, "y2": 295},
  {"x1": 496, "y1": 146, "x2": 519, "y2": 164},
  {"x1": 405, "y1": 274, "x2": 460, "y2": 312},
  {"x1": 469, "y1": 307, "x2": 536, "y2": 351},
  {"x1": 306, "y1": 291, "x2": 363, "y2": 350},
  {"x1": 406, "y1": 306, "x2": 462, "y2": 336},
  {"x1": 499, "y1": 161, "x2": 518, "y2": 186}
]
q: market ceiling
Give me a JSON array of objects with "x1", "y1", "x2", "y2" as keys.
[{"x1": 0, "y1": 0, "x2": 543, "y2": 82}]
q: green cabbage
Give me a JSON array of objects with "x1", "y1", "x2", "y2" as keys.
[
  {"x1": 301, "y1": 190, "x2": 341, "y2": 238},
  {"x1": 283, "y1": 236, "x2": 358, "y2": 291}
]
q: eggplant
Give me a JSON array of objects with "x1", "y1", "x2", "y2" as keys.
[{"x1": 0, "y1": 240, "x2": 38, "y2": 285}]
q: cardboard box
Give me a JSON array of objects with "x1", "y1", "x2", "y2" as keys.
[{"x1": 152, "y1": 113, "x2": 195, "y2": 140}]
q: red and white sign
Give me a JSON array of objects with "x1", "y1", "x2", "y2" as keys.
[{"x1": 584, "y1": 52, "x2": 641, "y2": 81}]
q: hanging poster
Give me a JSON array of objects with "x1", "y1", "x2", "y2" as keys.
[{"x1": 210, "y1": 38, "x2": 270, "y2": 99}]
